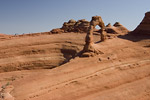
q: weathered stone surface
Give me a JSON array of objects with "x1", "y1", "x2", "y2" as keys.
[
  {"x1": 62, "y1": 19, "x2": 76, "y2": 32},
  {"x1": 74, "y1": 19, "x2": 90, "y2": 33},
  {"x1": 113, "y1": 22, "x2": 129, "y2": 34},
  {"x1": 105, "y1": 22, "x2": 129, "y2": 35},
  {"x1": 61, "y1": 19, "x2": 90, "y2": 33},
  {"x1": 132, "y1": 11, "x2": 150, "y2": 34},
  {"x1": 105, "y1": 23, "x2": 119, "y2": 34}
]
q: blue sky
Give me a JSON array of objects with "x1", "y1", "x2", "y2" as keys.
[{"x1": 0, "y1": 0, "x2": 150, "y2": 34}]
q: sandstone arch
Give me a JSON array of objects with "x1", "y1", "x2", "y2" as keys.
[{"x1": 82, "y1": 16, "x2": 106, "y2": 57}]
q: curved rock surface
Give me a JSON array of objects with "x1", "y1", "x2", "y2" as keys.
[
  {"x1": 0, "y1": 34, "x2": 150, "y2": 100},
  {"x1": 0, "y1": 33, "x2": 86, "y2": 73},
  {"x1": 0, "y1": 13, "x2": 150, "y2": 100}
]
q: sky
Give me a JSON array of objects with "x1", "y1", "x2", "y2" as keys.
[{"x1": 0, "y1": 0, "x2": 150, "y2": 34}]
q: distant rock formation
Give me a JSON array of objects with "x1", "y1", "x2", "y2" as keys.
[
  {"x1": 113, "y1": 22, "x2": 129, "y2": 34},
  {"x1": 50, "y1": 17, "x2": 129, "y2": 35},
  {"x1": 105, "y1": 22, "x2": 129, "y2": 35},
  {"x1": 62, "y1": 19, "x2": 77, "y2": 32},
  {"x1": 62, "y1": 19, "x2": 90, "y2": 33},
  {"x1": 74, "y1": 19, "x2": 90, "y2": 33},
  {"x1": 132, "y1": 11, "x2": 150, "y2": 34},
  {"x1": 50, "y1": 19, "x2": 90, "y2": 33},
  {"x1": 82, "y1": 16, "x2": 106, "y2": 57}
]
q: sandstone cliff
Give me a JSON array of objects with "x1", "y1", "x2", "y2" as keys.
[{"x1": 132, "y1": 12, "x2": 150, "y2": 34}]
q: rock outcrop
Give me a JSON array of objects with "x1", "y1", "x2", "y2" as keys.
[
  {"x1": 132, "y1": 11, "x2": 150, "y2": 34},
  {"x1": 50, "y1": 19, "x2": 90, "y2": 33},
  {"x1": 82, "y1": 16, "x2": 106, "y2": 57},
  {"x1": 113, "y1": 22, "x2": 129, "y2": 34},
  {"x1": 61, "y1": 19, "x2": 90, "y2": 33},
  {"x1": 51, "y1": 18, "x2": 129, "y2": 35},
  {"x1": 74, "y1": 19, "x2": 90, "y2": 33},
  {"x1": 62, "y1": 19, "x2": 77, "y2": 32},
  {"x1": 105, "y1": 22, "x2": 129, "y2": 35}
]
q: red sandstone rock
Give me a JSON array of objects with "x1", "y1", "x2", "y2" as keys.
[
  {"x1": 105, "y1": 22, "x2": 129, "y2": 35},
  {"x1": 132, "y1": 11, "x2": 150, "y2": 34},
  {"x1": 61, "y1": 19, "x2": 90, "y2": 33},
  {"x1": 82, "y1": 16, "x2": 106, "y2": 57},
  {"x1": 62, "y1": 19, "x2": 76, "y2": 32}
]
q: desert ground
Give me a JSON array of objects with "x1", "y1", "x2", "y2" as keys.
[{"x1": 0, "y1": 12, "x2": 150, "y2": 100}]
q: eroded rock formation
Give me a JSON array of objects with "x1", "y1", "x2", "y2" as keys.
[
  {"x1": 82, "y1": 16, "x2": 106, "y2": 57},
  {"x1": 105, "y1": 22, "x2": 129, "y2": 35},
  {"x1": 113, "y1": 22, "x2": 129, "y2": 34},
  {"x1": 132, "y1": 11, "x2": 150, "y2": 34},
  {"x1": 51, "y1": 17, "x2": 129, "y2": 35},
  {"x1": 62, "y1": 19, "x2": 76, "y2": 32},
  {"x1": 61, "y1": 19, "x2": 90, "y2": 33},
  {"x1": 51, "y1": 19, "x2": 90, "y2": 33},
  {"x1": 74, "y1": 19, "x2": 90, "y2": 33}
]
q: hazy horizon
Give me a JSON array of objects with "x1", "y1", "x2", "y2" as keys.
[{"x1": 0, "y1": 0, "x2": 150, "y2": 34}]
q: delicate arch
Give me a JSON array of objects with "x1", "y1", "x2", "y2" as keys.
[
  {"x1": 82, "y1": 16, "x2": 106, "y2": 57},
  {"x1": 85, "y1": 16, "x2": 106, "y2": 45}
]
